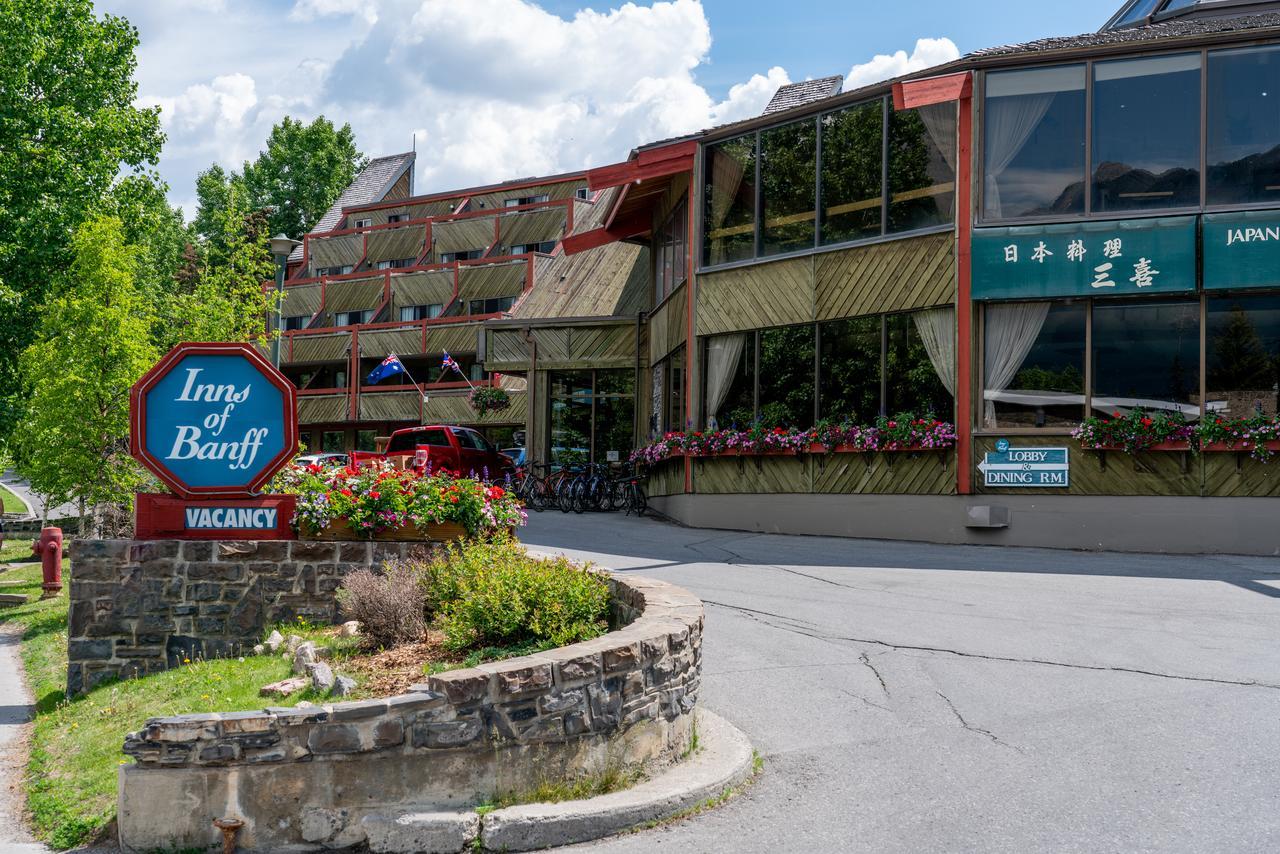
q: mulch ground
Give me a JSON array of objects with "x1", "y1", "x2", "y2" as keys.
[{"x1": 337, "y1": 629, "x2": 459, "y2": 697}]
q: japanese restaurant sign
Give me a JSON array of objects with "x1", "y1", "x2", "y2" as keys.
[
  {"x1": 130, "y1": 342, "x2": 299, "y2": 540},
  {"x1": 1202, "y1": 209, "x2": 1280, "y2": 291},
  {"x1": 972, "y1": 216, "x2": 1197, "y2": 300}
]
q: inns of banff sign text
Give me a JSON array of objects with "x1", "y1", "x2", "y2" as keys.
[{"x1": 130, "y1": 342, "x2": 299, "y2": 539}]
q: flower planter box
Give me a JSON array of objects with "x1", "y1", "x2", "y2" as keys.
[
  {"x1": 1083, "y1": 441, "x2": 1193, "y2": 453},
  {"x1": 300, "y1": 519, "x2": 468, "y2": 542},
  {"x1": 1201, "y1": 440, "x2": 1280, "y2": 452}
]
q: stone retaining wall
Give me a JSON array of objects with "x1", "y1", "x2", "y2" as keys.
[
  {"x1": 116, "y1": 573, "x2": 703, "y2": 853},
  {"x1": 66, "y1": 539, "x2": 424, "y2": 696}
]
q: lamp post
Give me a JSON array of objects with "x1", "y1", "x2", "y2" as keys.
[{"x1": 269, "y1": 234, "x2": 302, "y2": 367}]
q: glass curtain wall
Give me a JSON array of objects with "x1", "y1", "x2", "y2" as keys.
[
  {"x1": 701, "y1": 308, "x2": 956, "y2": 429},
  {"x1": 654, "y1": 199, "x2": 689, "y2": 303},
  {"x1": 978, "y1": 46, "x2": 1280, "y2": 221},
  {"x1": 702, "y1": 97, "x2": 956, "y2": 268}
]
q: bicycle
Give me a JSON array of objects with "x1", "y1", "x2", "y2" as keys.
[{"x1": 605, "y1": 463, "x2": 647, "y2": 516}]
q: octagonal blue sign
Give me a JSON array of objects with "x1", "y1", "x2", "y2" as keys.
[{"x1": 130, "y1": 343, "x2": 299, "y2": 498}]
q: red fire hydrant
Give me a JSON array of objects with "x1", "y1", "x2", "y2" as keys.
[{"x1": 34, "y1": 527, "x2": 62, "y2": 598}]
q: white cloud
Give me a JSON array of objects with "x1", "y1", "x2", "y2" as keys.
[
  {"x1": 144, "y1": 73, "x2": 259, "y2": 132},
  {"x1": 843, "y1": 37, "x2": 961, "y2": 92},
  {"x1": 289, "y1": 0, "x2": 378, "y2": 24}
]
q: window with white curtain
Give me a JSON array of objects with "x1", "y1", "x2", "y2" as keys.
[
  {"x1": 982, "y1": 302, "x2": 1085, "y2": 429},
  {"x1": 982, "y1": 65, "x2": 1086, "y2": 220}
]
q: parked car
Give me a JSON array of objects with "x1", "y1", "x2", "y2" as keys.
[
  {"x1": 501, "y1": 447, "x2": 527, "y2": 468},
  {"x1": 351, "y1": 425, "x2": 514, "y2": 479},
  {"x1": 295, "y1": 452, "x2": 349, "y2": 468}
]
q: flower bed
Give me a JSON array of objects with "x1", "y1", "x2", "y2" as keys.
[
  {"x1": 631, "y1": 414, "x2": 956, "y2": 466},
  {"x1": 274, "y1": 460, "x2": 526, "y2": 539},
  {"x1": 1073, "y1": 410, "x2": 1280, "y2": 461}
]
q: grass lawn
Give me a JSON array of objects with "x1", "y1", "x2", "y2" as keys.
[{"x1": 0, "y1": 483, "x2": 28, "y2": 514}]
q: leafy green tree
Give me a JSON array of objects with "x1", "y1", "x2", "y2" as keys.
[
  {"x1": 195, "y1": 116, "x2": 365, "y2": 245},
  {"x1": 242, "y1": 116, "x2": 365, "y2": 239},
  {"x1": 0, "y1": 0, "x2": 163, "y2": 440},
  {"x1": 173, "y1": 182, "x2": 274, "y2": 346},
  {"x1": 12, "y1": 217, "x2": 158, "y2": 532}
]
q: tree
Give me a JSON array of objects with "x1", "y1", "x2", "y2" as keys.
[
  {"x1": 195, "y1": 117, "x2": 366, "y2": 244},
  {"x1": 242, "y1": 116, "x2": 365, "y2": 239},
  {"x1": 173, "y1": 182, "x2": 275, "y2": 346},
  {"x1": 11, "y1": 217, "x2": 158, "y2": 532},
  {"x1": 0, "y1": 0, "x2": 164, "y2": 441}
]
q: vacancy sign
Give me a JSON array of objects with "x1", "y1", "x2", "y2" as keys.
[
  {"x1": 979, "y1": 441, "x2": 1069, "y2": 488},
  {"x1": 130, "y1": 342, "x2": 299, "y2": 539}
]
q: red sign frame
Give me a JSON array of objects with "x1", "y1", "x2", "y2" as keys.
[
  {"x1": 135, "y1": 493, "x2": 297, "y2": 540},
  {"x1": 129, "y1": 342, "x2": 299, "y2": 499}
]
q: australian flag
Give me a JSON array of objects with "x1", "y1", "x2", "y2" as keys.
[{"x1": 366, "y1": 354, "x2": 406, "y2": 385}]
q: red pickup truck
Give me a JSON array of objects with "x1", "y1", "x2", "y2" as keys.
[{"x1": 351, "y1": 425, "x2": 515, "y2": 479}]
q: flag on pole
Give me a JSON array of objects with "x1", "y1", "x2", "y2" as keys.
[
  {"x1": 367, "y1": 354, "x2": 407, "y2": 385},
  {"x1": 442, "y1": 351, "x2": 460, "y2": 373}
]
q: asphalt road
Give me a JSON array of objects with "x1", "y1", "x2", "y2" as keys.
[{"x1": 518, "y1": 511, "x2": 1280, "y2": 854}]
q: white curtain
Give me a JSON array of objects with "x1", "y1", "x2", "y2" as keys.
[
  {"x1": 983, "y1": 301, "x2": 1051, "y2": 427},
  {"x1": 704, "y1": 334, "x2": 746, "y2": 429},
  {"x1": 912, "y1": 307, "x2": 956, "y2": 396},
  {"x1": 650, "y1": 365, "x2": 664, "y2": 438},
  {"x1": 918, "y1": 102, "x2": 958, "y2": 172},
  {"x1": 982, "y1": 94, "x2": 1053, "y2": 219}
]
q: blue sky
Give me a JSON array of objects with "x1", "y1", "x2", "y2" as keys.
[{"x1": 100, "y1": 0, "x2": 1124, "y2": 220}]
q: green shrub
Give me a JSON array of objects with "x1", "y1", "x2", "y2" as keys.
[{"x1": 418, "y1": 536, "x2": 610, "y2": 651}]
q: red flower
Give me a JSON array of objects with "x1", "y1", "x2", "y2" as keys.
[
  {"x1": 488, "y1": 486, "x2": 505, "y2": 500},
  {"x1": 1113, "y1": 411, "x2": 1122, "y2": 418},
  {"x1": 772, "y1": 426, "x2": 785, "y2": 435},
  {"x1": 340, "y1": 488, "x2": 353, "y2": 497},
  {"x1": 450, "y1": 495, "x2": 459, "y2": 503},
  {"x1": 369, "y1": 491, "x2": 381, "y2": 499}
]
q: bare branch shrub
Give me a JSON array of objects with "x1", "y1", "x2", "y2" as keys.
[{"x1": 336, "y1": 562, "x2": 426, "y2": 649}]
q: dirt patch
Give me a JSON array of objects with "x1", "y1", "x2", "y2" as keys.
[{"x1": 339, "y1": 630, "x2": 459, "y2": 697}]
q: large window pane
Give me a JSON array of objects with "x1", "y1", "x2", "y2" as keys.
[
  {"x1": 703, "y1": 135, "x2": 756, "y2": 266},
  {"x1": 820, "y1": 101, "x2": 884, "y2": 245},
  {"x1": 888, "y1": 103, "x2": 956, "y2": 233},
  {"x1": 1092, "y1": 299, "x2": 1200, "y2": 417},
  {"x1": 758, "y1": 325, "x2": 815, "y2": 427},
  {"x1": 1092, "y1": 54, "x2": 1201, "y2": 213},
  {"x1": 666, "y1": 347, "x2": 686, "y2": 432},
  {"x1": 760, "y1": 119, "x2": 817, "y2": 256},
  {"x1": 1207, "y1": 46, "x2": 1280, "y2": 206},
  {"x1": 983, "y1": 65, "x2": 1086, "y2": 220},
  {"x1": 982, "y1": 302, "x2": 1085, "y2": 429},
  {"x1": 819, "y1": 316, "x2": 881, "y2": 422},
  {"x1": 704, "y1": 333, "x2": 755, "y2": 429},
  {"x1": 1206, "y1": 294, "x2": 1280, "y2": 418},
  {"x1": 549, "y1": 371, "x2": 592, "y2": 466},
  {"x1": 886, "y1": 311, "x2": 954, "y2": 416},
  {"x1": 594, "y1": 369, "x2": 635, "y2": 464}
]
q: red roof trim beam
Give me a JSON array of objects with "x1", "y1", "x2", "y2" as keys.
[
  {"x1": 892, "y1": 71, "x2": 973, "y2": 110},
  {"x1": 585, "y1": 140, "x2": 697, "y2": 191}
]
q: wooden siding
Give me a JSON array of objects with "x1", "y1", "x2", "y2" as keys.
[
  {"x1": 299, "y1": 394, "x2": 349, "y2": 424},
  {"x1": 697, "y1": 256, "x2": 813, "y2": 336},
  {"x1": 291, "y1": 333, "x2": 350, "y2": 363},
  {"x1": 281, "y1": 284, "x2": 321, "y2": 318},
  {"x1": 366, "y1": 226, "x2": 425, "y2": 264},
  {"x1": 648, "y1": 285, "x2": 688, "y2": 364},
  {"x1": 360, "y1": 327, "x2": 423, "y2": 359},
  {"x1": 816, "y1": 232, "x2": 955, "y2": 320},
  {"x1": 467, "y1": 180, "x2": 585, "y2": 211},
  {"x1": 392, "y1": 271, "x2": 455, "y2": 310},
  {"x1": 404, "y1": 199, "x2": 459, "y2": 221},
  {"x1": 646, "y1": 457, "x2": 685, "y2": 498},
  {"x1": 433, "y1": 217, "x2": 495, "y2": 255},
  {"x1": 385, "y1": 171, "x2": 411, "y2": 201},
  {"x1": 973, "y1": 436, "x2": 1280, "y2": 498},
  {"x1": 326, "y1": 277, "x2": 385, "y2": 313},
  {"x1": 689, "y1": 452, "x2": 955, "y2": 495},
  {"x1": 483, "y1": 323, "x2": 638, "y2": 372},
  {"x1": 697, "y1": 233, "x2": 956, "y2": 336},
  {"x1": 423, "y1": 391, "x2": 528, "y2": 426},
  {"x1": 520, "y1": 242, "x2": 649, "y2": 318},
  {"x1": 309, "y1": 233, "x2": 363, "y2": 271},
  {"x1": 485, "y1": 328, "x2": 531, "y2": 370},
  {"x1": 498, "y1": 208, "x2": 566, "y2": 248},
  {"x1": 359, "y1": 391, "x2": 422, "y2": 423},
  {"x1": 423, "y1": 324, "x2": 479, "y2": 356},
  {"x1": 457, "y1": 262, "x2": 525, "y2": 301}
]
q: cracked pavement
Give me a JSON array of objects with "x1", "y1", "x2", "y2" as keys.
[{"x1": 520, "y1": 512, "x2": 1280, "y2": 853}]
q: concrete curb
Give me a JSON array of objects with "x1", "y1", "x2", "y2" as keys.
[{"x1": 479, "y1": 708, "x2": 756, "y2": 852}]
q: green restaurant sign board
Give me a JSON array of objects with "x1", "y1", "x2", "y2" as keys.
[
  {"x1": 972, "y1": 216, "x2": 1197, "y2": 300},
  {"x1": 1202, "y1": 209, "x2": 1280, "y2": 291}
]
